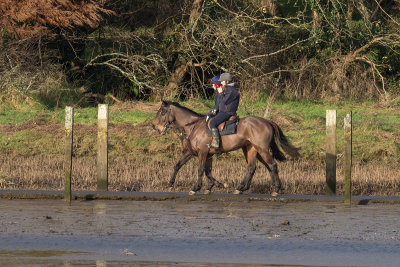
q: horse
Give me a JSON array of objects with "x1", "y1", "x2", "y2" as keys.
[{"x1": 152, "y1": 100, "x2": 300, "y2": 196}]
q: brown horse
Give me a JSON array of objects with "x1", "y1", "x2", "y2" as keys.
[{"x1": 152, "y1": 100, "x2": 300, "y2": 196}]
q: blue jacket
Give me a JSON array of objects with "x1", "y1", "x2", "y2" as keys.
[
  {"x1": 212, "y1": 92, "x2": 221, "y2": 112},
  {"x1": 213, "y1": 84, "x2": 240, "y2": 116}
]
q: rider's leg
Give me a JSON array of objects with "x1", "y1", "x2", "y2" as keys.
[{"x1": 208, "y1": 112, "x2": 230, "y2": 148}]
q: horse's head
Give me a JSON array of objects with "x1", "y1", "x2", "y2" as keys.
[{"x1": 152, "y1": 100, "x2": 174, "y2": 135}]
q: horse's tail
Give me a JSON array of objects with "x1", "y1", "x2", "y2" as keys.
[{"x1": 269, "y1": 121, "x2": 300, "y2": 162}]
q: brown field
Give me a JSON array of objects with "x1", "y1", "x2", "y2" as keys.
[
  {"x1": 1, "y1": 154, "x2": 399, "y2": 196},
  {"x1": 1, "y1": 106, "x2": 399, "y2": 196}
]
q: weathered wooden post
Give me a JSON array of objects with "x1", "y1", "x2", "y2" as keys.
[
  {"x1": 97, "y1": 104, "x2": 109, "y2": 191},
  {"x1": 64, "y1": 106, "x2": 74, "y2": 202},
  {"x1": 344, "y1": 112, "x2": 352, "y2": 204},
  {"x1": 326, "y1": 110, "x2": 336, "y2": 195}
]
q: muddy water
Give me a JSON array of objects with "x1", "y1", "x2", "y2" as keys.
[{"x1": 1, "y1": 199, "x2": 400, "y2": 266}]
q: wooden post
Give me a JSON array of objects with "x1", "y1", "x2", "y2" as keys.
[
  {"x1": 344, "y1": 112, "x2": 352, "y2": 205},
  {"x1": 64, "y1": 106, "x2": 73, "y2": 202},
  {"x1": 97, "y1": 104, "x2": 109, "y2": 191},
  {"x1": 326, "y1": 110, "x2": 336, "y2": 195}
]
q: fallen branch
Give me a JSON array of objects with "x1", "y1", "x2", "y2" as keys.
[{"x1": 108, "y1": 94, "x2": 121, "y2": 103}]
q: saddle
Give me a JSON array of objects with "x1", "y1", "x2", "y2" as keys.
[{"x1": 206, "y1": 115, "x2": 239, "y2": 136}]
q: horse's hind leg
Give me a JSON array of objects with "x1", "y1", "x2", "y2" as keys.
[
  {"x1": 204, "y1": 156, "x2": 224, "y2": 194},
  {"x1": 257, "y1": 151, "x2": 281, "y2": 196},
  {"x1": 235, "y1": 146, "x2": 257, "y2": 194},
  {"x1": 169, "y1": 150, "x2": 192, "y2": 187}
]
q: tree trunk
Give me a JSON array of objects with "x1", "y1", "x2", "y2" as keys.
[
  {"x1": 347, "y1": 0, "x2": 355, "y2": 20},
  {"x1": 164, "y1": 0, "x2": 204, "y2": 96},
  {"x1": 312, "y1": 9, "x2": 322, "y2": 32},
  {"x1": 165, "y1": 56, "x2": 189, "y2": 94},
  {"x1": 189, "y1": 0, "x2": 203, "y2": 28},
  {"x1": 261, "y1": 0, "x2": 282, "y2": 16},
  {"x1": 355, "y1": 0, "x2": 371, "y2": 22}
]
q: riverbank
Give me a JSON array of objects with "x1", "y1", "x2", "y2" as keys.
[{"x1": 2, "y1": 189, "x2": 400, "y2": 205}]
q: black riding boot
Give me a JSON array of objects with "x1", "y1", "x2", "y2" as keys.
[{"x1": 208, "y1": 128, "x2": 220, "y2": 149}]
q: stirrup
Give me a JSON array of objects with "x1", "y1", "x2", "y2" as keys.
[{"x1": 207, "y1": 142, "x2": 220, "y2": 149}]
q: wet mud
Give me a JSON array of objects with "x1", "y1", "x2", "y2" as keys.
[{"x1": 1, "y1": 199, "x2": 400, "y2": 266}]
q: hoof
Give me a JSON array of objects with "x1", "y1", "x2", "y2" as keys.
[
  {"x1": 216, "y1": 183, "x2": 227, "y2": 189},
  {"x1": 189, "y1": 190, "x2": 197, "y2": 195},
  {"x1": 233, "y1": 189, "x2": 242, "y2": 195},
  {"x1": 271, "y1": 192, "x2": 279, "y2": 197},
  {"x1": 167, "y1": 183, "x2": 174, "y2": 188},
  {"x1": 204, "y1": 190, "x2": 211, "y2": 195}
]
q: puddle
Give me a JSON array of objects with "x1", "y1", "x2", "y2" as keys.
[{"x1": 1, "y1": 199, "x2": 400, "y2": 266}]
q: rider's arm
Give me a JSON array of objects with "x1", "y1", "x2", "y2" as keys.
[{"x1": 220, "y1": 87, "x2": 240, "y2": 114}]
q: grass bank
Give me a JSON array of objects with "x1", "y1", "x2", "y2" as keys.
[{"x1": 0, "y1": 98, "x2": 399, "y2": 195}]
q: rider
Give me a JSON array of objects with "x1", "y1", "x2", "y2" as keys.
[{"x1": 207, "y1": 72, "x2": 240, "y2": 149}]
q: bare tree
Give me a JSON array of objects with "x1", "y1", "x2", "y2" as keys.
[{"x1": 164, "y1": 0, "x2": 205, "y2": 95}]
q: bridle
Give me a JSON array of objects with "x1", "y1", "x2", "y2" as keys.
[
  {"x1": 159, "y1": 106, "x2": 173, "y2": 135},
  {"x1": 156, "y1": 105, "x2": 204, "y2": 156}
]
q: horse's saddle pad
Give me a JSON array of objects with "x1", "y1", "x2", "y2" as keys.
[{"x1": 206, "y1": 116, "x2": 239, "y2": 136}]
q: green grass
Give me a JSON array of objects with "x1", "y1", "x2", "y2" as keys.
[
  {"x1": 0, "y1": 106, "x2": 156, "y2": 125},
  {"x1": 0, "y1": 130, "x2": 62, "y2": 156},
  {"x1": 0, "y1": 98, "x2": 399, "y2": 163},
  {"x1": 110, "y1": 110, "x2": 155, "y2": 125},
  {"x1": 69, "y1": 108, "x2": 98, "y2": 124},
  {"x1": 0, "y1": 106, "x2": 100, "y2": 125},
  {"x1": 0, "y1": 107, "x2": 148, "y2": 125},
  {"x1": 0, "y1": 109, "x2": 41, "y2": 124}
]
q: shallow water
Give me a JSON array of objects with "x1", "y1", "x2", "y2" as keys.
[{"x1": 1, "y1": 199, "x2": 400, "y2": 266}]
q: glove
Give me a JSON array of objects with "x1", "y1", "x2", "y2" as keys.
[{"x1": 206, "y1": 109, "x2": 215, "y2": 122}]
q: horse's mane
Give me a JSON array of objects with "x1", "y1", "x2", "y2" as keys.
[{"x1": 166, "y1": 101, "x2": 204, "y2": 118}]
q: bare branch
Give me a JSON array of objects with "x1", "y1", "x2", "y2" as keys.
[
  {"x1": 241, "y1": 37, "x2": 313, "y2": 63},
  {"x1": 85, "y1": 52, "x2": 169, "y2": 94}
]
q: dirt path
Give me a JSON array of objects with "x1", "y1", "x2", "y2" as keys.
[{"x1": 1, "y1": 199, "x2": 400, "y2": 266}]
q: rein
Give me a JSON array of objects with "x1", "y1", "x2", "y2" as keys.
[
  {"x1": 160, "y1": 107, "x2": 173, "y2": 134},
  {"x1": 175, "y1": 115, "x2": 206, "y2": 156},
  {"x1": 180, "y1": 117, "x2": 205, "y2": 156},
  {"x1": 183, "y1": 116, "x2": 205, "y2": 127},
  {"x1": 162, "y1": 104, "x2": 206, "y2": 155},
  {"x1": 176, "y1": 125, "x2": 196, "y2": 155}
]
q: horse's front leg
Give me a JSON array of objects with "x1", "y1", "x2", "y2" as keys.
[
  {"x1": 169, "y1": 150, "x2": 193, "y2": 187},
  {"x1": 189, "y1": 152, "x2": 207, "y2": 195},
  {"x1": 204, "y1": 156, "x2": 225, "y2": 194}
]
